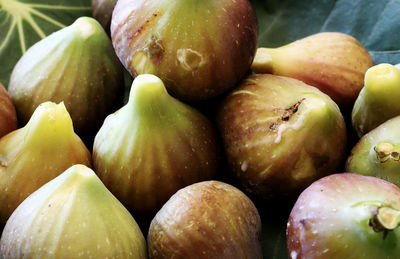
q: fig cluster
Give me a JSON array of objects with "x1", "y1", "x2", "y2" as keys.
[{"x1": 1, "y1": 0, "x2": 400, "y2": 258}]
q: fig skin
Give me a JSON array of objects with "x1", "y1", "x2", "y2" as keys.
[
  {"x1": 0, "y1": 83, "x2": 17, "y2": 138},
  {"x1": 111, "y1": 0, "x2": 258, "y2": 101},
  {"x1": 0, "y1": 164, "x2": 147, "y2": 259},
  {"x1": 0, "y1": 102, "x2": 91, "y2": 225},
  {"x1": 91, "y1": 0, "x2": 117, "y2": 32},
  {"x1": 8, "y1": 17, "x2": 124, "y2": 136},
  {"x1": 252, "y1": 32, "x2": 374, "y2": 107},
  {"x1": 217, "y1": 73, "x2": 347, "y2": 199},
  {"x1": 287, "y1": 173, "x2": 400, "y2": 259},
  {"x1": 93, "y1": 74, "x2": 221, "y2": 218},
  {"x1": 352, "y1": 63, "x2": 400, "y2": 137},
  {"x1": 148, "y1": 180, "x2": 262, "y2": 259},
  {"x1": 346, "y1": 115, "x2": 400, "y2": 187}
]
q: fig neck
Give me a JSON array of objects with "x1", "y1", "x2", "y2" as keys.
[{"x1": 251, "y1": 48, "x2": 274, "y2": 73}]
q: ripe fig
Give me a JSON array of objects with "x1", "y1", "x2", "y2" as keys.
[
  {"x1": 346, "y1": 115, "x2": 400, "y2": 187},
  {"x1": 8, "y1": 16, "x2": 124, "y2": 136},
  {"x1": 0, "y1": 164, "x2": 147, "y2": 258},
  {"x1": 287, "y1": 173, "x2": 400, "y2": 258},
  {"x1": 251, "y1": 32, "x2": 374, "y2": 107},
  {"x1": 352, "y1": 63, "x2": 400, "y2": 137},
  {"x1": 91, "y1": 0, "x2": 117, "y2": 32},
  {"x1": 0, "y1": 83, "x2": 17, "y2": 138},
  {"x1": 111, "y1": 0, "x2": 258, "y2": 101},
  {"x1": 93, "y1": 74, "x2": 220, "y2": 218},
  {"x1": 217, "y1": 74, "x2": 347, "y2": 199},
  {"x1": 148, "y1": 180, "x2": 262, "y2": 259},
  {"x1": 0, "y1": 102, "x2": 91, "y2": 225}
]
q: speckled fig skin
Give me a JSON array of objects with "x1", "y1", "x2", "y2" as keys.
[
  {"x1": 217, "y1": 74, "x2": 347, "y2": 199},
  {"x1": 148, "y1": 180, "x2": 262, "y2": 259},
  {"x1": 287, "y1": 173, "x2": 400, "y2": 259},
  {"x1": 346, "y1": 115, "x2": 400, "y2": 187},
  {"x1": 93, "y1": 74, "x2": 221, "y2": 219},
  {"x1": 0, "y1": 165, "x2": 147, "y2": 259},
  {"x1": 0, "y1": 102, "x2": 91, "y2": 225},
  {"x1": 0, "y1": 83, "x2": 17, "y2": 138},
  {"x1": 111, "y1": 0, "x2": 258, "y2": 101},
  {"x1": 91, "y1": 0, "x2": 118, "y2": 32},
  {"x1": 252, "y1": 32, "x2": 374, "y2": 107},
  {"x1": 8, "y1": 17, "x2": 124, "y2": 136}
]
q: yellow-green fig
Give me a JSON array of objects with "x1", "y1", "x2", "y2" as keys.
[
  {"x1": 93, "y1": 74, "x2": 220, "y2": 218},
  {"x1": 0, "y1": 102, "x2": 91, "y2": 225},
  {"x1": 0, "y1": 83, "x2": 17, "y2": 138},
  {"x1": 0, "y1": 164, "x2": 147, "y2": 259},
  {"x1": 8, "y1": 17, "x2": 124, "y2": 136},
  {"x1": 252, "y1": 32, "x2": 374, "y2": 107}
]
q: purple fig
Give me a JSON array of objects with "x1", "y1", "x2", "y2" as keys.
[
  {"x1": 91, "y1": 0, "x2": 118, "y2": 32},
  {"x1": 0, "y1": 83, "x2": 16, "y2": 138}
]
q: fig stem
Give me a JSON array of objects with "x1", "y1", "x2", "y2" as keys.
[
  {"x1": 251, "y1": 48, "x2": 274, "y2": 73},
  {"x1": 374, "y1": 207, "x2": 400, "y2": 231}
]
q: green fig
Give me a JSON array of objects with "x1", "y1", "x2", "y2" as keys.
[
  {"x1": 217, "y1": 74, "x2": 347, "y2": 199},
  {"x1": 346, "y1": 115, "x2": 400, "y2": 187},
  {"x1": 0, "y1": 102, "x2": 91, "y2": 225},
  {"x1": 91, "y1": 0, "x2": 117, "y2": 32},
  {"x1": 8, "y1": 17, "x2": 124, "y2": 136},
  {"x1": 111, "y1": 0, "x2": 258, "y2": 101},
  {"x1": 148, "y1": 180, "x2": 262, "y2": 259},
  {"x1": 352, "y1": 63, "x2": 400, "y2": 137},
  {"x1": 0, "y1": 83, "x2": 17, "y2": 138},
  {"x1": 252, "y1": 32, "x2": 374, "y2": 107},
  {"x1": 0, "y1": 164, "x2": 147, "y2": 258},
  {"x1": 93, "y1": 74, "x2": 220, "y2": 218}
]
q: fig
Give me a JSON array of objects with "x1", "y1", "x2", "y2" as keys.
[
  {"x1": 91, "y1": 0, "x2": 117, "y2": 32},
  {"x1": 0, "y1": 102, "x2": 91, "y2": 225},
  {"x1": 0, "y1": 83, "x2": 17, "y2": 138},
  {"x1": 217, "y1": 74, "x2": 347, "y2": 199},
  {"x1": 352, "y1": 63, "x2": 400, "y2": 137},
  {"x1": 8, "y1": 16, "x2": 124, "y2": 136},
  {"x1": 251, "y1": 32, "x2": 374, "y2": 107},
  {"x1": 346, "y1": 115, "x2": 400, "y2": 187},
  {"x1": 111, "y1": 0, "x2": 258, "y2": 101},
  {"x1": 0, "y1": 164, "x2": 147, "y2": 258},
  {"x1": 93, "y1": 74, "x2": 220, "y2": 218},
  {"x1": 287, "y1": 173, "x2": 400, "y2": 258},
  {"x1": 148, "y1": 180, "x2": 262, "y2": 259}
]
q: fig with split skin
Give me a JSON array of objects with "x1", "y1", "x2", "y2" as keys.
[
  {"x1": 0, "y1": 164, "x2": 147, "y2": 259},
  {"x1": 0, "y1": 102, "x2": 91, "y2": 225},
  {"x1": 287, "y1": 173, "x2": 400, "y2": 258},
  {"x1": 251, "y1": 32, "x2": 374, "y2": 107},
  {"x1": 8, "y1": 16, "x2": 124, "y2": 136},
  {"x1": 217, "y1": 73, "x2": 347, "y2": 199},
  {"x1": 0, "y1": 83, "x2": 17, "y2": 138},
  {"x1": 92, "y1": 74, "x2": 221, "y2": 219},
  {"x1": 111, "y1": 0, "x2": 258, "y2": 101},
  {"x1": 148, "y1": 180, "x2": 262, "y2": 259}
]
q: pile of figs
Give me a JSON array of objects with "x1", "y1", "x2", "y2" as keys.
[{"x1": 1, "y1": 0, "x2": 400, "y2": 258}]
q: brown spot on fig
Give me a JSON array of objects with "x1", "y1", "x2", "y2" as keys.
[{"x1": 177, "y1": 49, "x2": 206, "y2": 71}]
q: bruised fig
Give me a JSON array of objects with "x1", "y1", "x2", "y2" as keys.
[
  {"x1": 111, "y1": 0, "x2": 258, "y2": 101},
  {"x1": 252, "y1": 32, "x2": 374, "y2": 107},
  {"x1": 0, "y1": 83, "x2": 17, "y2": 138},
  {"x1": 0, "y1": 102, "x2": 91, "y2": 225},
  {"x1": 8, "y1": 17, "x2": 124, "y2": 136},
  {"x1": 352, "y1": 63, "x2": 400, "y2": 137},
  {"x1": 91, "y1": 0, "x2": 117, "y2": 32},
  {"x1": 217, "y1": 74, "x2": 347, "y2": 199},
  {"x1": 148, "y1": 180, "x2": 262, "y2": 259},
  {"x1": 93, "y1": 74, "x2": 220, "y2": 218},
  {"x1": 0, "y1": 164, "x2": 147, "y2": 258},
  {"x1": 346, "y1": 115, "x2": 400, "y2": 187},
  {"x1": 287, "y1": 173, "x2": 400, "y2": 258}
]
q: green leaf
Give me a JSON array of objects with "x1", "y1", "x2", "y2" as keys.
[
  {"x1": 0, "y1": 0, "x2": 91, "y2": 87},
  {"x1": 252, "y1": 0, "x2": 400, "y2": 65}
]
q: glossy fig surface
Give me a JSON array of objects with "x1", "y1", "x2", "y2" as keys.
[
  {"x1": 0, "y1": 83, "x2": 17, "y2": 138},
  {"x1": 0, "y1": 164, "x2": 147, "y2": 259},
  {"x1": 148, "y1": 180, "x2": 262, "y2": 259},
  {"x1": 111, "y1": 0, "x2": 258, "y2": 101},
  {"x1": 217, "y1": 74, "x2": 347, "y2": 199}
]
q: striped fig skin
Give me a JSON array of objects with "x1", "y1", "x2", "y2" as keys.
[
  {"x1": 0, "y1": 102, "x2": 91, "y2": 225},
  {"x1": 0, "y1": 165, "x2": 147, "y2": 259},
  {"x1": 0, "y1": 83, "x2": 17, "y2": 138},
  {"x1": 111, "y1": 0, "x2": 258, "y2": 101},
  {"x1": 8, "y1": 17, "x2": 124, "y2": 136},
  {"x1": 93, "y1": 75, "x2": 220, "y2": 218},
  {"x1": 148, "y1": 181, "x2": 262, "y2": 259}
]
